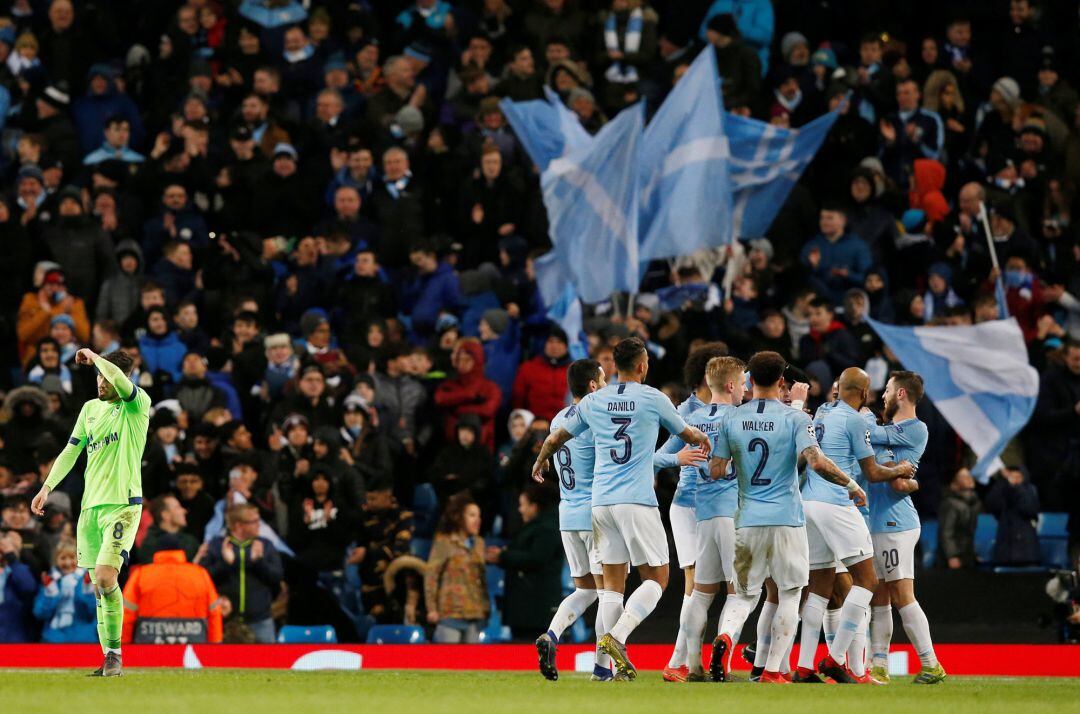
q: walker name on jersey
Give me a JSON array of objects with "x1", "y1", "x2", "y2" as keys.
[
  {"x1": 607, "y1": 401, "x2": 635, "y2": 412},
  {"x1": 86, "y1": 432, "x2": 120, "y2": 455},
  {"x1": 741, "y1": 420, "x2": 775, "y2": 431}
]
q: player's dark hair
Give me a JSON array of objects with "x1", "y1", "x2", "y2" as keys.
[
  {"x1": 437, "y1": 491, "x2": 477, "y2": 535},
  {"x1": 747, "y1": 351, "x2": 787, "y2": 387},
  {"x1": 891, "y1": 370, "x2": 925, "y2": 404},
  {"x1": 808, "y1": 296, "x2": 834, "y2": 312},
  {"x1": 613, "y1": 337, "x2": 647, "y2": 374},
  {"x1": 683, "y1": 341, "x2": 729, "y2": 389},
  {"x1": 103, "y1": 349, "x2": 135, "y2": 376},
  {"x1": 567, "y1": 358, "x2": 602, "y2": 399}
]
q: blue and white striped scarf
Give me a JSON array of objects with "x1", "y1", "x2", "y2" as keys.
[{"x1": 604, "y1": 8, "x2": 643, "y2": 83}]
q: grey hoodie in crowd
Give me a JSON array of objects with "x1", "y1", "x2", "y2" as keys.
[{"x1": 95, "y1": 240, "x2": 144, "y2": 324}]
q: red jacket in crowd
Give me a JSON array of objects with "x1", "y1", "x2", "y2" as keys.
[
  {"x1": 511, "y1": 355, "x2": 571, "y2": 421},
  {"x1": 434, "y1": 340, "x2": 502, "y2": 450}
]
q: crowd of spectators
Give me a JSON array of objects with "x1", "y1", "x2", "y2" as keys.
[{"x1": 2, "y1": 0, "x2": 1080, "y2": 643}]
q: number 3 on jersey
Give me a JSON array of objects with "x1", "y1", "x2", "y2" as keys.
[
  {"x1": 555, "y1": 446, "x2": 575, "y2": 490},
  {"x1": 748, "y1": 437, "x2": 771, "y2": 486},
  {"x1": 610, "y1": 417, "x2": 632, "y2": 465}
]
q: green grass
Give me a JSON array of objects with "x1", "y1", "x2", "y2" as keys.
[{"x1": 2, "y1": 670, "x2": 1077, "y2": 714}]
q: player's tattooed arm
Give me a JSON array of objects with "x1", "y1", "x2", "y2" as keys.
[
  {"x1": 858, "y1": 455, "x2": 916, "y2": 482},
  {"x1": 802, "y1": 445, "x2": 867, "y2": 507},
  {"x1": 708, "y1": 455, "x2": 731, "y2": 481},
  {"x1": 531, "y1": 427, "x2": 574, "y2": 483}
]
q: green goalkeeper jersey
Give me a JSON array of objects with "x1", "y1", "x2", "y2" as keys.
[{"x1": 45, "y1": 356, "x2": 151, "y2": 509}]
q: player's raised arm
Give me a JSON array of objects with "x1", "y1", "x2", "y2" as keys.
[
  {"x1": 80, "y1": 348, "x2": 134, "y2": 400},
  {"x1": 32, "y1": 407, "x2": 88, "y2": 516},
  {"x1": 801, "y1": 444, "x2": 867, "y2": 507}
]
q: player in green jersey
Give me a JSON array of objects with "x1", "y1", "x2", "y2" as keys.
[{"x1": 31, "y1": 348, "x2": 151, "y2": 677}]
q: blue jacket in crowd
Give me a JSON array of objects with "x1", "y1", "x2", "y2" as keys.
[
  {"x1": 402, "y1": 262, "x2": 461, "y2": 342},
  {"x1": 0, "y1": 555, "x2": 37, "y2": 643},
  {"x1": 32, "y1": 567, "x2": 97, "y2": 643}
]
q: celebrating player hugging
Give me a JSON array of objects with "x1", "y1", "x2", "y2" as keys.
[
  {"x1": 532, "y1": 340, "x2": 943, "y2": 685},
  {"x1": 31, "y1": 348, "x2": 150, "y2": 678}
]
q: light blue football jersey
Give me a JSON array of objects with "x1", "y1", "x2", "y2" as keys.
[
  {"x1": 867, "y1": 417, "x2": 927, "y2": 534},
  {"x1": 550, "y1": 404, "x2": 595, "y2": 531},
  {"x1": 655, "y1": 393, "x2": 707, "y2": 508},
  {"x1": 714, "y1": 398, "x2": 817, "y2": 528},
  {"x1": 563, "y1": 381, "x2": 687, "y2": 508},
  {"x1": 802, "y1": 400, "x2": 874, "y2": 507},
  {"x1": 690, "y1": 403, "x2": 739, "y2": 521}
]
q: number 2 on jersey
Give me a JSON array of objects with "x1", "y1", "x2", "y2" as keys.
[
  {"x1": 555, "y1": 446, "x2": 575, "y2": 490},
  {"x1": 610, "y1": 417, "x2": 632, "y2": 465},
  {"x1": 748, "y1": 437, "x2": 771, "y2": 486}
]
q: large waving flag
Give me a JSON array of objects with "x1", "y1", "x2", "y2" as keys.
[
  {"x1": 638, "y1": 47, "x2": 732, "y2": 260},
  {"x1": 533, "y1": 251, "x2": 589, "y2": 359},
  {"x1": 500, "y1": 87, "x2": 591, "y2": 172},
  {"x1": 541, "y1": 102, "x2": 644, "y2": 304},
  {"x1": 868, "y1": 318, "x2": 1038, "y2": 481},
  {"x1": 727, "y1": 109, "x2": 839, "y2": 239}
]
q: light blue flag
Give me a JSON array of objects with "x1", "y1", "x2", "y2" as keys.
[
  {"x1": 541, "y1": 102, "x2": 644, "y2": 304},
  {"x1": 638, "y1": 47, "x2": 732, "y2": 260},
  {"x1": 868, "y1": 317, "x2": 1039, "y2": 482},
  {"x1": 533, "y1": 251, "x2": 589, "y2": 359},
  {"x1": 727, "y1": 108, "x2": 839, "y2": 239},
  {"x1": 499, "y1": 88, "x2": 591, "y2": 172}
]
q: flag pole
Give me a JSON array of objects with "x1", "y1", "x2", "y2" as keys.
[
  {"x1": 627, "y1": 292, "x2": 636, "y2": 319},
  {"x1": 977, "y1": 201, "x2": 1000, "y2": 273}
]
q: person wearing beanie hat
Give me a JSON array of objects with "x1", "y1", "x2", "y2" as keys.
[
  {"x1": 510, "y1": 324, "x2": 572, "y2": 421},
  {"x1": 880, "y1": 77, "x2": 944, "y2": 183},
  {"x1": 699, "y1": 2, "x2": 774, "y2": 74},
  {"x1": 992, "y1": 76, "x2": 1021, "y2": 109},
  {"x1": 923, "y1": 261, "x2": 964, "y2": 321},
  {"x1": 479, "y1": 307, "x2": 521, "y2": 411},
  {"x1": 780, "y1": 31, "x2": 809, "y2": 65},
  {"x1": 703, "y1": 12, "x2": 763, "y2": 106},
  {"x1": 33, "y1": 83, "x2": 80, "y2": 172}
]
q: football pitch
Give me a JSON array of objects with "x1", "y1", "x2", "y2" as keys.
[{"x1": 3, "y1": 670, "x2": 1078, "y2": 714}]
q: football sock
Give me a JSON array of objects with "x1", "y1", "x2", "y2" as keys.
[
  {"x1": 780, "y1": 631, "x2": 794, "y2": 673},
  {"x1": 101, "y1": 583, "x2": 124, "y2": 654},
  {"x1": 754, "y1": 600, "x2": 778, "y2": 669},
  {"x1": 547, "y1": 588, "x2": 597, "y2": 640},
  {"x1": 610, "y1": 580, "x2": 662, "y2": 643},
  {"x1": 682, "y1": 589, "x2": 715, "y2": 671},
  {"x1": 899, "y1": 601, "x2": 938, "y2": 668},
  {"x1": 830, "y1": 585, "x2": 873, "y2": 665},
  {"x1": 89, "y1": 571, "x2": 107, "y2": 655},
  {"x1": 823, "y1": 607, "x2": 840, "y2": 648},
  {"x1": 668, "y1": 594, "x2": 692, "y2": 668},
  {"x1": 594, "y1": 590, "x2": 612, "y2": 669},
  {"x1": 797, "y1": 593, "x2": 828, "y2": 671},
  {"x1": 718, "y1": 591, "x2": 757, "y2": 642},
  {"x1": 766, "y1": 588, "x2": 801, "y2": 673},
  {"x1": 847, "y1": 609, "x2": 869, "y2": 676},
  {"x1": 870, "y1": 605, "x2": 893, "y2": 669}
]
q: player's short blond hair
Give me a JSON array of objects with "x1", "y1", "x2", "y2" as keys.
[{"x1": 704, "y1": 356, "x2": 745, "y2": 394}]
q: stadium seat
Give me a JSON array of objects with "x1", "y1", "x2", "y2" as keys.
[
  {"x1": 413, "y1": 484, "x2": 438, "y2": 537},
  {"x1": 486, "y1": 565, "x2": 505, "y2": 598},
  {"x1": 919, "y1": 520, "x2": 938, "y2": 569},
  {"x1": 1040, "y1": 538, "x2": 1070, "y2": 569},
  {"x1": 974, "y1": 514, "x2": 997, "y2": 565},
  {"x1": 366, "y1": 624, "x2": 426, "y2": 644},
  {"x1": 277, "y1": 625, "x2": 338, "y2": 644},
  {"x1": 410, "y1": 537, "x2": 433, "y2": 560},
  {"x1": 1038, "y1": 512, "x2": 1069, "y2": 539}
]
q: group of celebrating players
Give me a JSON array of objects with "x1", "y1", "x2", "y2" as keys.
[{"x1": 531, "y1": 337, "x2": 946, "y2": 685}]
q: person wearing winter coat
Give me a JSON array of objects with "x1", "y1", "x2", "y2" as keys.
[
  {"x1": 95, "y1": 240, "x2": 143, "y2": 325},
  {"x1": 176, "y1": 352, "x2": 228, "y2": 423},
  {"x1": 0, "y1": 530, "x2": 37, "y2": 642},
  {"x1": 485, "y1": 487, "x2": 562, "y2": 639},
  {"x1": 138, "y1": 307, "x2": 187, "y2": 387},
  {"x1": 32, "y1": 541, "x2": 96, "y2": 643},
  {"x1": 16, "y1": 267, "x2": 90, "y2": 364},
  {"x1": 798, "y1": 297, "x2": 862, "y2": 381},
  {"x1": 434, "y1": 340, "x2": 502, "y2": 451},
  {"x1": 121, "y1": 549, "x2": 224, "y2": 644},
  {"x1": 429, "y1": 414, "x2": 494, "y2": 505},
  {"x1": 799, "y1": 206, "x2": 873, "y2": 305},
  {"x1": 401, "y1": 241, "x2": 461, "y2": 343},
  {"x1": 287, "y1": 467, "x2": 352, "y2": 573},
  {"x1": 340, "y1": 399, "x2": 394, "y2": 490},
  {"x1": 202, "y1": 503, "x2": 283, "y2": 643},
  {"x1": 847, "y1": 168, "x2": 896, "y2": 266},
  {"x1": 938, "y1": 468, "x2": 981, "y2": 569},
  {"x1": 479, "y1": 308, "x2": 520, "y2": 412},
  {"x1": 41, "y1": 187, "x2": 114, "y2": 310},
  {"x1": 372, "y1": 346, "x2": 427, "y2": 452},
  {"x1": 985, "y1": 466, "x2": 1041, "y2": 566},
  {"x1": 511, "y1": 327, "x2": 571, "y2": 422},
  {"x1": 698, "y1": 0, "x2": 774, "y2": 74},
  {"x1": 424, "y1": 492, "x2": 488, "y2": 643},
  {"x1": 71, "y1": 64, "x2": 145, "y2": 154}
]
